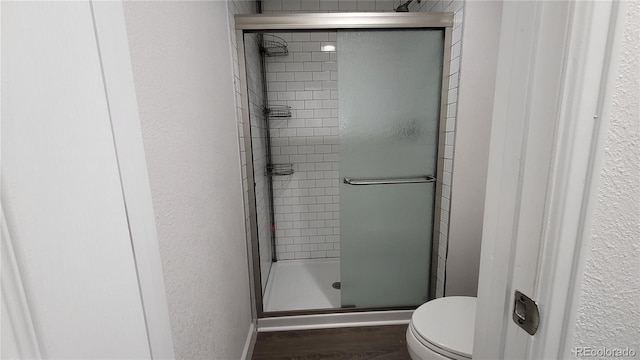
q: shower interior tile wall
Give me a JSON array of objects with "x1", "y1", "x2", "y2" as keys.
[
  {"x1": 265, "y1": 32, "x2": 341, "y2": 260},
  {"x1": 228, "y1": 0, "x2": 275, "y2": 293},
  {"x1": 436, "y1": 0, "x2": 463, "y2": 298},
  {"x1": 261, "y1": 0, "x2": 464, "y2": 297},
  {"x1": 246, "y1": 34, "x2": 274, "y2": 292},
  {"x1": 261, "y1": 0, "x2": 458, "y2": 13}
]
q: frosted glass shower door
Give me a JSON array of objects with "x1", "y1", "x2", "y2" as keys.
[{"x1": 338, "y1": 30, "x2": 444, "y2": 308}]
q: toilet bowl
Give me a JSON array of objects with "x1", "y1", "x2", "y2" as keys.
[{"x1": 406, "y1": 296, "x2": 476, "y2": 360}]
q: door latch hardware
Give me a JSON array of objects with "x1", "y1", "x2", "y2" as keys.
[{"x1": 512, "y1": 290, "x2": 539, "y2": 335}]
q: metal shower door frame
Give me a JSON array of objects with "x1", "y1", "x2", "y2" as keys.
[{"x1": 235, "y1": 12, "x2": 454, "y2": 319}]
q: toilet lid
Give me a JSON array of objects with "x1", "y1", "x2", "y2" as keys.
[{"x1": 411, "y1": 296, "x2": 476, "y2": 359}]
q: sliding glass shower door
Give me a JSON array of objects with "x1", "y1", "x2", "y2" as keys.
[{"x1": 338, "y1": 30, "x2": 444, "y2": 308}]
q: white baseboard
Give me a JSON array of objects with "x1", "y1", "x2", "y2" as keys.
[
  {"x1": 240, "y1": 322, "x2": 256, "y2": 360},
  {"x1": 257, "y1": 310, "x2": 412, "y2": 332}
]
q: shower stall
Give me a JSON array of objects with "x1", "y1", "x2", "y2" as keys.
[{"x1": 236, "y1": 13, "x2": 453, "y2": 317}]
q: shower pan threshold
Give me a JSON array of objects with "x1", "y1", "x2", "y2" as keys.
[{"x1": 263, "y1": 258, "x2": 341, "y2": 312}]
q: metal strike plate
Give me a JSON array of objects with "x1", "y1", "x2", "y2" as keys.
[{"x1": 513, "y1": 290, "x2": 539, "y2": 335}]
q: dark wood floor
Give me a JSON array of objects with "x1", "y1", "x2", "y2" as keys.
[{"x1": 251, "y1": 325, "x2": 411, "y2": 360}]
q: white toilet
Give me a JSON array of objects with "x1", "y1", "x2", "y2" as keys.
[{"x1": 406, "y1": 296, "x2": 476, "y2": 360}]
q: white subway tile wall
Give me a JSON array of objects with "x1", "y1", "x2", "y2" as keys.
[
  {"x1": 246, "y1": 34, "x2": 274, "y2": 291},
  {"x1": 265, "y1": 32, "x2": 341, "y2": 260},
  {"x1": 260, "y1": 0, "x2": 464, "y2": 298},
  {"x1": 228, "y1": 0, "x2": 275, "y2": 292},
  {"x1": 228, "y1": 0, "x2": 252, "y2": 250},
  {"x1": 432, "y1": 0, "x2": 464, "y2": 299}
]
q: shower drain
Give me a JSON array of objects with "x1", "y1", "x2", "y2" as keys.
[{"x1": 332, "y1": 281, "x2": 341, "y2": 290}]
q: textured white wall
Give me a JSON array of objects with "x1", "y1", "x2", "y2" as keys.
[
  {"x1": 445, "y1": 0, "x2": 502, "y2": 296},
  {"x1": 573, "y1": 1, "x2": 640, "y2": 350},
  {"x1": 123, "y1": 2, "x2": 252, "y2": 359}
]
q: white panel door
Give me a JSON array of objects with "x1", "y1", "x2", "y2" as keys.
[{"x1": 2, "y1": 2, "x2": 151, "y2": 358}]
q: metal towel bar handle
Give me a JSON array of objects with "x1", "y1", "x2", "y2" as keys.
[{"x1": 343, "y1": 175, "x2": 436, "y2": 186}]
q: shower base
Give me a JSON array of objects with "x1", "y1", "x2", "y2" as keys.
[{"x1": 263, "y1": 258, "x2": 341, "y2": 312}]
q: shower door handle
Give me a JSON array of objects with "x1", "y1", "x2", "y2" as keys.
[{"x1": 343, "y1": 175, "x2": 435, "y2": 185}]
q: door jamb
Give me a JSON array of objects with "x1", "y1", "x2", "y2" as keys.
[
  {"x1": 473, "y1": 1, "x2": 627, "y2": 358},
  {"x1": 91, "y1": 2, "x2": 175, "y2": 358}
]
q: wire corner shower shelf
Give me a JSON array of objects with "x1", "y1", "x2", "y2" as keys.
[
  {"x1": 263, "y1": 105, "x2": 292, "y2": 119},
  {"x1": 267, "y1": 163, "x2": 294, "y2": 176},
  {"x1": 260, "y1": 34, "x2": 289, "y2": 57}
]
